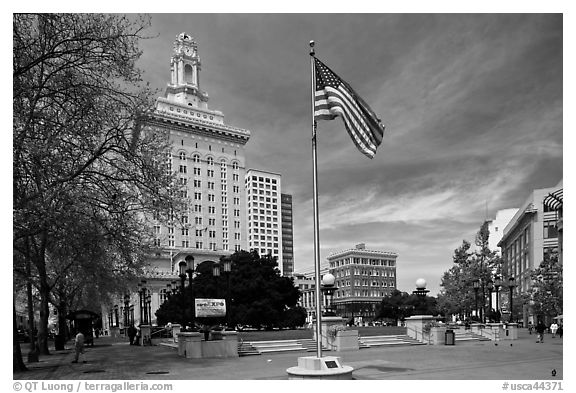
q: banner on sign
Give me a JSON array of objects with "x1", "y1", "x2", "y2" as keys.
[{"x1": 195, "y1": 298, "x2": 226, "y2": 317}]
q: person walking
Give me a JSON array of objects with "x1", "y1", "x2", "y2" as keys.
[
  {"x1": 528, "y1": 321, "x2": 533, "y2": 335},
  {"x1": 535, "y1": 320, "x2": 546, "y2": 343},
  {"x1": 550, "y1": 322, "x2": 558, "y2": 338},
  {"x1": 71, "y1": 330, "x2": 86, "y2": 363},
  {"x1": 557, "y1": 324, "x2": 563, "y2": 338},
  {"x1": 127, "y1": 325, "x2": 137, "y2": 345}
]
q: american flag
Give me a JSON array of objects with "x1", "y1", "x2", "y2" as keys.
[{"x1": 314, "y1": 57, "x2": 385, "y2": 159}]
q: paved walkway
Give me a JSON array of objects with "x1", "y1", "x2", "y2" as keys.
[{"x1": 13, "y1": 329, "x2": 563, "y2": 380}]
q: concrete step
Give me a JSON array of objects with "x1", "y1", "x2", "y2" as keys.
[{"x1": 358, "y1": 334, "x2": 426, "y2": 348}]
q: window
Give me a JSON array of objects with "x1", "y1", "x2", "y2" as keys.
[
  {"x1": 543, "y1": 221, "x2": 558, "y2": 239},
  {"x1": 192, "y1": 154, "x2": 200, "y2": 163},
  {"x1": 179, "y1": 165, "x2": 187, "y2": 174},
  {"x1": 179, "y1": 152, "x2": 186, "y2": 160},
  {"x1": 207, "y1": 157, "x2": 214, "y2": 166}
]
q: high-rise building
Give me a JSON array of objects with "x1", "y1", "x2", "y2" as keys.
[
  {"x1": 103, "y1": 33, "x2": 251, "y2": 327},
  {"x1": 328, "y1": 243, "x2": 398, "y2": 324},
  {"x1": 244, "y1": 169, "x2": 284, "y2": 273},
  {"x1": 281, "y1": 193, "x2": 294, "y2": 276}
]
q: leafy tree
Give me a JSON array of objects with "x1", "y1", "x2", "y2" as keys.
[
  {"x1": 376, "y1": 290, "x2": 438, "y2": 323},
  {"x1": 13, "y1": 13, "x2": 181, "y2": 357},
  {"x1": 155, "y1": 251, "x2": 301, "y2": 329},
  {"x1": 438, "y1": 222, "x2": 503, "y2": 322},
  {"x1": 528, "y1": 251, "x2": 562, "y2": 320}
]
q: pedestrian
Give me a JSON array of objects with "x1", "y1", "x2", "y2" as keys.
[
  {"x1": 535, "y1": 320, "x2": 546, "y2": 343},
  {"x1": 127, "y1": 325, "x2": 137, "y2": 345},
  {"x1": 557, "y1": 324, "x2": 563, "y2": 338},
  {"x1": 135, "y1": 325, "x2": 141, "y2": 346},
  {"x1": 550, "y1": 322, "x2": 558, "y2": 338},
  {"x1": 71, "y1": 330, "x2": 86, "y2": 363},
  {"x1": 528, "y1": 321, "x2": 533, "y2": 335}
]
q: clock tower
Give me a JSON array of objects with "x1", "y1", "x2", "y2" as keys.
[{"x1": 166, "y1": 32, "x2": 208, "y2": 108}]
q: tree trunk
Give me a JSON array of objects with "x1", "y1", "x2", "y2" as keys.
[
  {"x1": 26, "y1": 257, "x2": 39, "y2": 362},
  {"x1": 34, "y1": 249, "x2": 51, "y2": 355},
  {"x1": 13, "y1": 305, "x2": 27, "y2": 372}
]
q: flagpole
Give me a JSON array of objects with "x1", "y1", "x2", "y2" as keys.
[{"x1": 310, "y1": 40, "x2": 323, "y2": 359}]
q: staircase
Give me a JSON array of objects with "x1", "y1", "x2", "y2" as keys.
[
  {"x1": 237, "y1": 340, "x2": 260, "y2": 356},
  {"x1": 358, "y1": 334, "x2": 426, "y2": 348},
  {"x1": 454, "y1": 330, "x2": 491, "y2": 343},
  {"x1": 237, "y1": 339, "x2": 328, "y2": 356}
]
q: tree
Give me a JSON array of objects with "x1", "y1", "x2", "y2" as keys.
[
  {"x1": 528, "y1": 251, "x2": 562, "y2": 321},
  {"x1": 438, "y1": 222, "x2": 503, "y2": 322},
  {"x1": 155, "y1": 251, "x2": 302, "y2": 329},
  {"x1": 13, "y1": 14, "x2": 181, "y2": 357},
  {"x1": 376, "y1": 290, "x2": 438, "y2": 323}
]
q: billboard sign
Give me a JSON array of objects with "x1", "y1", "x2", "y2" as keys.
[{"x1": 195, "y1": 298, "x2": 226, "y2": 317}]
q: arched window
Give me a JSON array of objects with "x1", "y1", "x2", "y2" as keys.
[
  {"x1": 207, "y1": 157, "x2": 214, "y2": 166},
  {"x1": 179, "y1": 151, "x2": 186, "y2": 161},
  {"x1": 232, "y1": 161, "x2": 239, "y2": 170},
  {"x1": 184, "y1": 64, "x2": 193, "y2": 84},
  {"x1": 192, "y1": 154, "x2": 201, "y2": 163},
  {"x1": 220, "y1": 159, "x2": 227, "y2": 169}
]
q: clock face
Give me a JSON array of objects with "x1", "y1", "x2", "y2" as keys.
[{"x1": 184, "y1": 47, "x2": 192, "y2": 56}]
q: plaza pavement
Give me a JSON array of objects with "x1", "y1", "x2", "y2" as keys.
[{"x1": 13, "y1": 329, "x2": 563, "y2": 381}]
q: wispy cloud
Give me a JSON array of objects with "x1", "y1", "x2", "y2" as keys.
[{"x1": 139, "y1": 13, "x2": 562, "y2": 294}]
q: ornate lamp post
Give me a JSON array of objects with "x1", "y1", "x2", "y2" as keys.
[
  {"x1": 487, "y1": 279, "x2": 493, "y2": 321},
  {"x1": 113, "y1": 305, "x2": 119, "y2": 327},
  {"x1": 412, "y1": 278, "x2": 430, "y2": 315},
  {"x1": 494, "y1": 275, "x2": 502, "y2": 321},
  {"x1": 508, "y1": 277, "x2": 516, "y2": 323},
  {"x1": 123, "y1": 294, "x2": 130, "y2": 329},
  {"x1": 212, "y1": 261, "x2": 221, "y2": 298},
  {"x1": 321, "y1": 273, "x2": 337, "y2": 316},
  {"x1": 179, "y1": 261, "x2": 187, "y2": 292},
  {"x1": 221, "y1": 256, "x2": 233, "y2": 328},
  {"x1": 146, "y1": 294, "x2": 152, "y2": 325},
  {"x1": 138, "y1": 280, "x2": 149, "y2": 325},
  {"x1": 473, "y1": 280, "x2": 480, "y2": 320}
]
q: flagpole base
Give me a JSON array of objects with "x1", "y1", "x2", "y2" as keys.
[{"x1": 286, "y1": 356, "x2": 354, "y2": 380}]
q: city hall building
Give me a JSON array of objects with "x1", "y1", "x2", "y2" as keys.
[{"x1": 102, "y1": 32, "x2": 251, "y2": 331}]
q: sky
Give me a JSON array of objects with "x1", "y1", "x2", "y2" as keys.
[{"x1": 133, "y1": 13, "x2": 564, "y2": 296}]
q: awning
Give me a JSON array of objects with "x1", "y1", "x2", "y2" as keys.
[{"x1": 543, "y1": 189, "x2": 563, "y2": 211}]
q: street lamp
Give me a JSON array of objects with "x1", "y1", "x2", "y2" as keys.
[
  {"x1": 179, "y1": 261, "x2": 187, "y2": 291},
  {"x1": 508, "y1": 277, "x2": 516, "y2": 323},
  {"x1": 473, "y1": 280, "x2": 480, "y2": 320},
  {"x1": 494, "y1": 275, "x2": 502, "y2": 321},
  {"x1": 221, "y1": 256, "x2": 232, "y2": 328},
  {"x1": 138, "y1": 280, "x2": 148, "y2": 325},
  {"x1": 123, "y1": 294, "x2": 130, "y2": 329},
  {"x1": 487, "y1": 280, "x2": 493, "y2": 322},
  {"x1": 113, "y1": 305, "x2": 119, "y2": 327},
  {"x1": 146, "y1": 293, "x2": 152, "y2": 325},
  {"x1": 321, "y1": 273, "x2": 337, "y2": 316},
  {"x1": 212, "y1": 261, "x2": 221, "y2": 299},
  {"x1": 412, "y1": 278, "x2": 430, "y2": 315}
]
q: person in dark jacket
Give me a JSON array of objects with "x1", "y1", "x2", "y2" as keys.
[
  {"x1": 127, "y1": 325, "x2": 137, "y2": 345},
  {"x1": 535, "y1": 320, "x2": 546, "y2": 343}
]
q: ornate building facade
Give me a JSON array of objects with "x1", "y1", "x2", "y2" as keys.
[{"x1": 103, "y1": 32, "x2": 251, "y2": 330}]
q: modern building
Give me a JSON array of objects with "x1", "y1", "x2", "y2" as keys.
[
  {"x1": 328, "y1": 243, "x2": 398, "y2": 324},
  {"x1": 280, "y1": 193, "x2": 294, "y2": 277},
  {"x1": 486, "y1": 208, "x2": 519, "y2": 253},
  {"x1": 498, "y1": 179, "x2": 563, "y2": 325},
  {"x1": 103, "y1": 32, "x2": 251, "y2": 328},
  {"x1": 245, "y1": 169, "x2": 285, "y2": 274}
]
